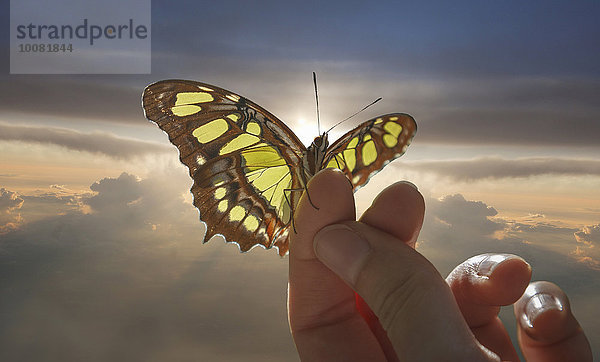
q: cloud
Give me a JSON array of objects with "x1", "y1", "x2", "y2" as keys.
[
  {"x1": 503, "y1": 220, "x2": 580, "y2": 254},
  {"x1": 1, "y1": 173, "x2": 599, "y2": 361},
  {"x1": 574, "y1": 224, "x2": 600, "y2": 246},
  {"x1": 0, "y1": 123, "x2": 170, "y2": 159},
  {"x1": 0, "y1": 188, "x2": 24, "y2": 233},
  {"x1": 384, "y1": 76, "x2": 600, "y2": 147},
  {"x1": 0, "y1": 78, "x2": 144, "y2": 123},
  {"x1": 86, "y1": 173, "x2": 143, "y2": 212},
  {"x1": 397, "y1": 157, "x2": 600, "y2": 181},
  {"x1": 572, "y1": 224, "x2": 600, "y2": 270},
  {"x1": 571, "y1": 247, "x2": 600, "y2": 271},
  {"x1": 0, "y1": 172, "x2": 296, "y2": 361},
  {"x1": 423, "y1": 193, "x2": 504, "y2": 240},
  {"x1": 18, "y1": 190, "x2": 90, "y2": 223},
  {"x1": 414, "y1": 193, "x2": 548, "y2": 278},
  {"x1": 418, "y1": 193, "x2": 521, "y2": 274},
  {"x1": 417, "y1": 192, "x2": 600, "y2": 276},
  {"x1": 415, "y1": 192, "x2": 600, "y2": 354},
  {"x1": 498, "y1": 220, "x2": 600, "y2": 271},
  {"x1": 2, "y1": 72, "x2": 600, "y2": 150}
]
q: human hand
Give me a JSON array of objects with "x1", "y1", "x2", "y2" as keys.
[
  {"x1": 287, "y1": 169, "x2": 592, "y2": 361},
  {"x1": 447, "y1": 256, "x2": 592, "y2": 361}
]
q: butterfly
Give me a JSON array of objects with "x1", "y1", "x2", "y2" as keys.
[{"x1": 142, "y1": 79, "x2": 416, "y2": 256}]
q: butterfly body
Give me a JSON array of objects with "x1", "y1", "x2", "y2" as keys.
[
  {"x1": 143, "y1": 79, "x2": 416, "y2": 255},
  {"x1": 301, "y1": 133, "x2": 329, "y2": 183}
]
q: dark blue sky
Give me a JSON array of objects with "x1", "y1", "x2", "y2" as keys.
[
  {"x1": 150, "y1": 0, "x2": 600, "y2": 78},
  {"x1": 3, "y1": 1, "x2": 599, "y2": 77}
]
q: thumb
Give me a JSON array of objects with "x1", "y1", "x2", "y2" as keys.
[{"x1": 313, "y1": 222, "x2": 497, "y2": 361}]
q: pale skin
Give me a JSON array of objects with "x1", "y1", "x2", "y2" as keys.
[{"x1": 288, "y1": 169, "x2": 592, "y2": 361}]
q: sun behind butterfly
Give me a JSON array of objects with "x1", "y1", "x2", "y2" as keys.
[{"x1": 142, "y1": 76, "x2": 416, "y2": 256}]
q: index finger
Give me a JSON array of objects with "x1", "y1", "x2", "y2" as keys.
[
  {"x1": 288, "y1": 169, "x2": 386, "y2": 361},
  {"x1": 354, "y1": 181, "x2": 426, "y2": 360}
]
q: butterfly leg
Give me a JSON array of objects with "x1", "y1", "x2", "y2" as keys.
[
  {"x1": 283, "y1": 187, "x2": 309, "y2": 233},
  {"x1": 302, "y1": 183, "x2": 321, "y2": 212}
]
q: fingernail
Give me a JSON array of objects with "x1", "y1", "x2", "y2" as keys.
[
  {"x1": 477, "y1": 253, "x2": 519, "y2": 278},
  {"x1": 398, "y1": 180, "x2": 418, "y2": 191},
  {"x1": 314, "y1": 224, "x2": 371, "y2": 285},
  {"x1": 523, "y1": 293, "x2": 563, "y2": 328}
]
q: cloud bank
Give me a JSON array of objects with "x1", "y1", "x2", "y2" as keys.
[
  {"x1": 0, "y1": 172, "x2": 294, "y2": 362},
  {"x1": 0, "y1": 188, "x2": 24, "y2": 233},
  {"x1": 575, "y1": 224, "x2": 600, "y2": 246},
  {"x1": 0, "y1": 79, "x2": 143, "y2": 123},
  {"x1": 0, "y1": 123, "x2": 170, "y2": 159},
  {"x1": 398, "y1": 157, "x2": 600, "y2": 181},
  {"x1": 573, "y1": 224, "x2": 600, "y2": 270},
  {"x1": 1, "y1": 172, "x2": 598, "y2": 360},
  {"x1": 2, "y1": 75, "x2": 600, "y2": 148}
]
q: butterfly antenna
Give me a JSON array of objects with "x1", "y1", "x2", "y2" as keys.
[
  {"x1": 313, "y1": 72, "x2": 321, "y2": 135},
  {"x1": 325, "y1": 97, "x2": 382, "y2": 134}
]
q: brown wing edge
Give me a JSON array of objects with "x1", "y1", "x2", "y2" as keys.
[
  {"x1": 142, "y1": 80, "x2": 297, "y2": 256},
  {"x1": 143, "y1": 79, "x2": 306, "y2": 157},
  {"x1": 190, "y1": 152, "x2": 295, "y2": 257},
  {"x1": 324, "y1": 113, "x2": 417, "y2": 192}
]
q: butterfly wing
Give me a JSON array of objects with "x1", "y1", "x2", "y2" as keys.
[
  {"x1": 143, "y1": 80, "x2": 306, "y2": 255},
  {"x1": 323, "y1": 113, "x2": 417, "y2": 190}
]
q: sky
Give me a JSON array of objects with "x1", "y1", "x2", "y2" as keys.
[{"x1": 1, "y1": 0, "x2": 599, "y2": 360}]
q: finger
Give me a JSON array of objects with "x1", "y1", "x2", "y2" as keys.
[
  {"x1": 514, "y1": 281, "x2": 593, "y2": 362},
  {"x1": 355, "y1": 181, "x2": 425, "y2": 361},
  {"x1": 288, "y1": 169, "x2": 386, "y2": 361},
  {"x1": 446, "y1": 254, "x2": 531, "y2": 361},
  {"x1": 313, "y1": 222, "x2": 497, "y2": 360},
  {"x1": 359, "y1": 181, "x2": 425, "y2": 248}
]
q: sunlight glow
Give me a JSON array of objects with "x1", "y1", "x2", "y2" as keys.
[{"x1": 293, "y1": 117, "x2": 318, "y2": 146}]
